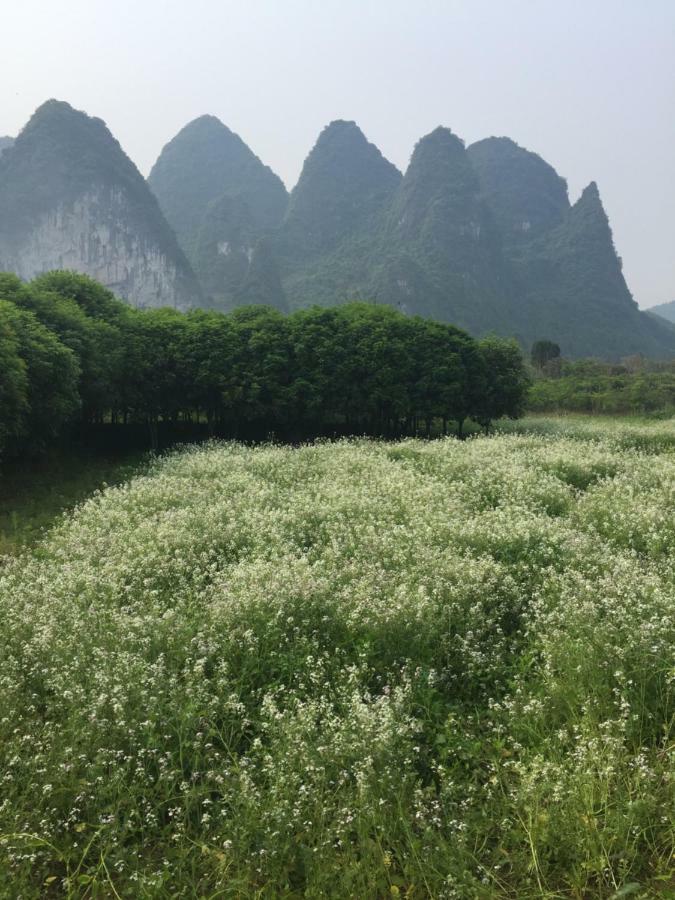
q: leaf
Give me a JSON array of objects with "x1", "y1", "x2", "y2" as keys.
[{"x1": 610, "y1": 884, "x2": 642, "y2": 899}]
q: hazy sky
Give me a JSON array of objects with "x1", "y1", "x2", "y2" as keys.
[{"x1": 1, "y1": 0, "x2": 673, "y2": 307}]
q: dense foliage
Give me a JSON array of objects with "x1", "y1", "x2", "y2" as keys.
[
  {"x1": 0, "y1": 271, "x2": 529, "y2": 456},
  {"x1": 530, "y1": 338, "x2": 561, "y2": 369},
  {"x1": 527, "y1": 357, "x2": 675, "y2": 415},
  {"x1": 0, "y1": 422, "x2": 672, "y2": 896}
]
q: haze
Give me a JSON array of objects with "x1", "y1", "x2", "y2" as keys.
[{"x1": 1, "y1": 0, "x2": 673, "y2": 308}]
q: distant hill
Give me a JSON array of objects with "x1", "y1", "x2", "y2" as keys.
[
  {"x1": 468, "y1": 137, "x2": 569, "y2": 247},
  {"x1": 648, "y1": 300, "x2": 675, "y2": 324},
  {"x1": 368, "y1": 127, "x2": 512, "y2": 333},
  {"x1": 0, "y1": 136, "x2": 13, "y2": 157},
  {"x1": 464, "y1": 139, "x2": 674, "y2": 356},
  {"x1": 3, "y1": 100, "x2": 674, "y2": 358},
  {"x1": 148, "y1": 116, "x2": 288, "y2": 311},
  {"x1": 281, "y1": 120, "x2": 401, "y2": 260},
  {"x1": 0, "y1": 100, "x2": 199, "y2": 308}
]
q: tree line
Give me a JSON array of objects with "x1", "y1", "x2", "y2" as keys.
[
  {"x1": 0, "y1": 271, "x2": 530, "y2": 456},
  {"x1": 528, "y1": 341, "x2": 675, "y2": 416}
]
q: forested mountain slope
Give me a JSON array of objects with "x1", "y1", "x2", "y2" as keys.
[
  {"x1": 649, "y1": 299, "x2": 675, "y2": 324},
  {"x1": 148, "y1": 116, "x2": 288, "y2": 311}
]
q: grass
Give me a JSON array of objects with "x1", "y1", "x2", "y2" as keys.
[
  {"x1": 495, "y1": 413, "x2": 675, "y2": 452},
  {"x1": 0, "y1": 448, "x2": 147, "y2": 554},
  {"x1": 0, "y1": 417, "x2": 673, "y2": 897}
]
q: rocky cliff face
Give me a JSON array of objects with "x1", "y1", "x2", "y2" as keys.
[
  {"x1": 0, "y1": 100, "x2": 200, "y2": 309},
  {"x1": 0, "y1": 187, "x2": 196, "y2": 309}
]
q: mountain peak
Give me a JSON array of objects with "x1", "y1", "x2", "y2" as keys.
[
  {"x1": 29, "y1": 97, "x2": 76, "y2": 119},
  {"x1": 302, "y1": 118, "x2": 400, "y2": 166},
  {"x1": 149, "y1": 113, "x2": 288, "y2": 258},
  {"x1": 570, "y1": 181, "x2": 609, "y2": 229},
  {"x1": 0, "y1": 99, "x2": 199, "y2": 308},
  {"x1": 313, "y1": 119, "x2": 374, "y2": 148},
  {"x1": 467, "y1": 135, "x2": 569, "y2": 240},
  {"x1": 406, "y1": 127, "x2": 471, "y2": 174},
  {"x1": 2, "y1": 100, "x2": 153, "y2": 229},
  {"x1": 393, "y1": 126, "x2": 478, "y2": 230},
  {"x1": 21, "y1": 99, "x2": 111, "y2": 145},
  {"x1": 413, "y1": 126, "x2": 466, "y2": 156},
  {"x1": 322, "y1": 118, "x2": 362, "y2": 133},
  {"x1": 282, "y1": 120, "x2": 401, "y2": 258},
  {"x1": 579, "y1": 180, "x2": 601, "y2": 203},
  {"x1": 648, "y1": 299, "x2": 675, "y2": 325},
  {"x1": 170, "y1": 114, "x2": 240, "y2": 145}
]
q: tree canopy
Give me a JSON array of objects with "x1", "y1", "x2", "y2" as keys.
[{"x1": 0, "y1": 271, "x2": 531, "y2": 456}]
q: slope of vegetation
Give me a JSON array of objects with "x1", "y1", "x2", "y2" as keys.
[
  {"x1": 0, "y1": 448, "x2": 146, "y2": 555},
  {"x1": 148, "y1": 114, "x2": 288, "y2": 256},
  {"x1": 649, "y1": 300, "x2": 675, "y2": 325},
  {"x1": 0, "y1": 426, "x2": 673, "y2": 897},
  {"x1": 527, "y1": 358, "x2": 675, "y2": 418}
]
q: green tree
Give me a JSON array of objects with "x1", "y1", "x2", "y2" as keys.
[
  {"x1": 0, "y1": 299, "x2": 80, "y2": 450},
  {"x1": 0, "y1": 300, "x2": 29, "y2": 452},
  {"x1": 475, "y1": 336, "x2": 530, "y2": 432},
  {"x1": 31, "y1": 270, "x2": 128, "y2": 323},
  {"x1": 531, "y1": 339, "x2": 561, "y2": 370},
  {"x1": 13, "y1": 278, "x2": 123, "y2": 423},
  {"x1": 227, "y1": 306, "x2": 293, "y2": 435}
]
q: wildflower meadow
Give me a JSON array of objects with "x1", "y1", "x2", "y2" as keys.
[{"x1": 0, "y1": 421, "x2": 673, "y2": 897}]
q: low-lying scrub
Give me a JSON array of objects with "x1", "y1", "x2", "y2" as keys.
[{"x1": 0, "y1": 427, "x2": 673, "y2": 897}]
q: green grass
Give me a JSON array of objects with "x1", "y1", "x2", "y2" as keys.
[
  {"x1": 0, "y1": 448, "x2": 147, "y2": 554},
  {"x1": 0, "y1": 419, "x2": 673, "y2": 897},
  {"x1": 497, "y1": 413, "x2": 675, "y2": 452}
]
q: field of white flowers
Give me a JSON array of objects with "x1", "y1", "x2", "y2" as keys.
[{"x1": 0, "y1": 422, "x2": 673, "y2": 898}]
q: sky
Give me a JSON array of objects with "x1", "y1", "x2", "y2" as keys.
[{"x1": 1, "y1": 0, "x2": 673, "y2": 308}]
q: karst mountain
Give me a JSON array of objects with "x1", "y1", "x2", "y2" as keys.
[
  {"x1": 649, "y1": 299, "x2": 675, "y2": 325},
  {"x1": 1, "y1": 99, "x2": 673, "y2": 358},
  {"x1": 0, "y1": 101, "x2": 199, "y2": 309}
]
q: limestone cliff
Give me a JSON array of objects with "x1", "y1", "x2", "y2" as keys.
[{"x1": 0, "y1": 101, "x2": 200, "y2": 309}]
